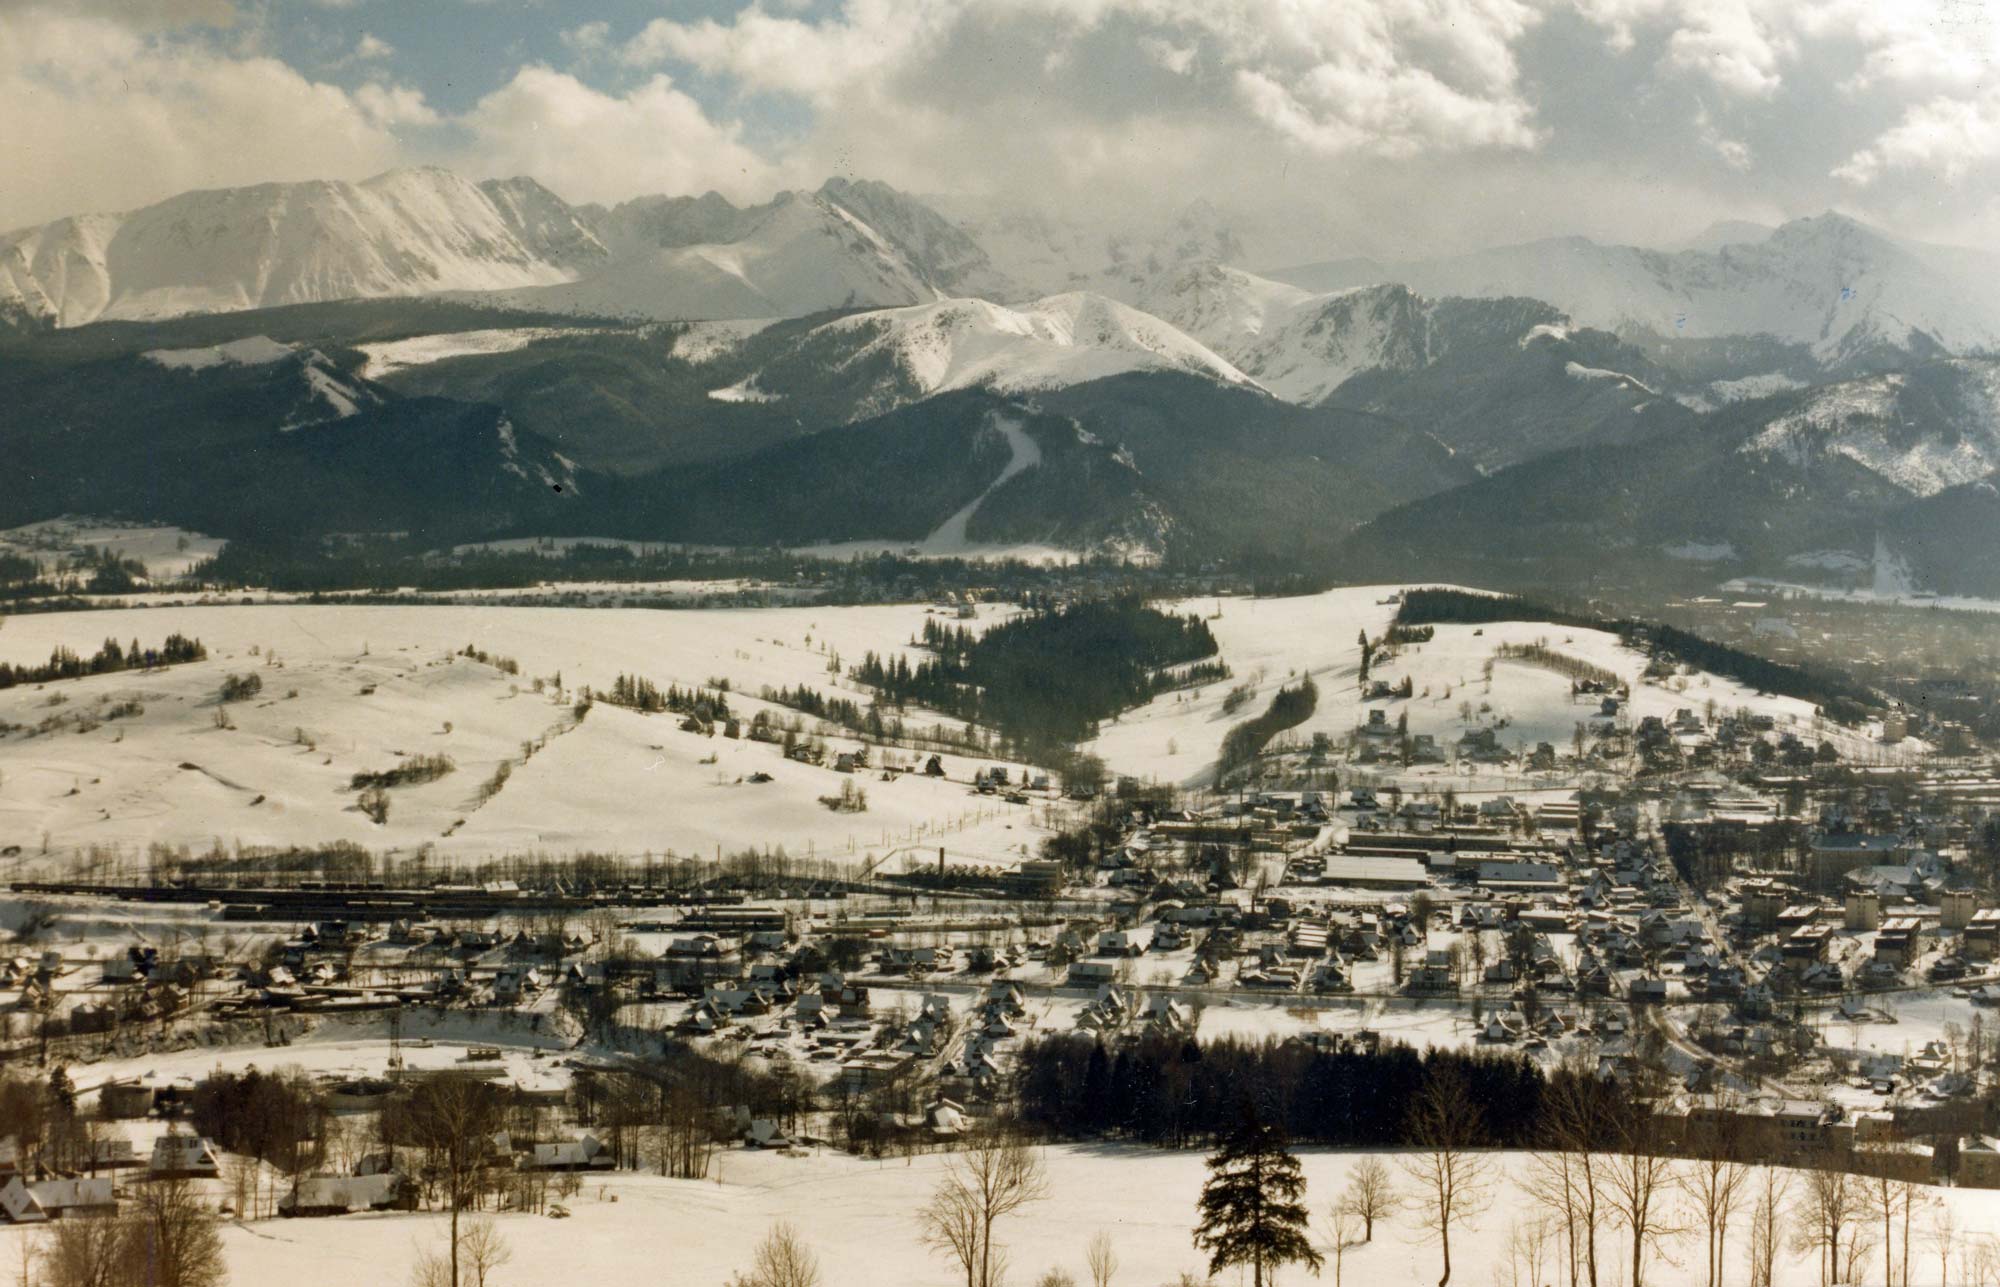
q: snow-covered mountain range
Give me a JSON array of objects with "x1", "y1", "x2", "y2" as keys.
[
  {"x1": 8, "y1": 166, "x2": 1996, "y2": 396},
  {"x1": 1269, "y1": 213, "x2": 2000, "y2": 369},
  {"x1": 0, "y1": 168, "x2": 598, "y2": 327},
  {"x1": 10, "y1": 165, "x2": 2000, "y2": 589}
]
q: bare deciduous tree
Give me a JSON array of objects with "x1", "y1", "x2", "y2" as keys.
[
  {"x1": 1603, "y1": 1114, "x2": 1683, "y2": 1287},
  {"x1": 1339, "y1": 1155, "x2": 1398, "y2": 1242},
  {"x1": 920, "y1": 1126, "x2": 1048, "y2": 1287},
  {"x1": 1794, "y1": 1166, "x2": 1864, "y2": 1287},
  {"x1": 39, "y1": 1214, "x2": 120, "y2": 1287},
  {"x1": 1929, "y1": 1202, "x2": 1958, "y2": 1287},
  {"x1": 1525, "y1": 1062, "x2": 1614, "y2": 1287},
  {"x1": 1398, "y1": 1065, "x2": 1494, "y2": 1287},
  {"x1": 126, "y1": 1177, "x2": 226, "y2": 1287},
  {"x1": 1324, "y1": 1206, "x2": 1360, "y2": 1287},
  {"x1": 1677, "y1": 1112, "x2": 1751, "y2": 1287},
  {"x1": 1745, "y1": 1168, "x2": 1790, "y2": 1287},
  {"x1": 1084, "y1": 1231, "x2": 1118, "y2": 1287},
  {"x1": 460, "y1": 1216, "x2": 512, "y2": 1287},
  {"x1": 738, "y1": 1221, "x2": 821, "y2": 1287}
]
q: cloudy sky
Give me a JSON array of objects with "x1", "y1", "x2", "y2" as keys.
[{"x1": 3, "y1": 0, "x2": 1996, "y2": 262}]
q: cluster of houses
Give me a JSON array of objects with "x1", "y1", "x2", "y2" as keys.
[{"x1": 0, "y1": 1131, "x2": 217, "y2": 1225}]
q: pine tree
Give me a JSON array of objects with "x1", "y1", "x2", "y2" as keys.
[{"x1": 1193, "y1": 1108, "x2": 1323, "y2": 1287}]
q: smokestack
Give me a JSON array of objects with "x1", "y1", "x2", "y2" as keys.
[{"x1": 939, "y1": 847, "x2": 946, "y2": 875}]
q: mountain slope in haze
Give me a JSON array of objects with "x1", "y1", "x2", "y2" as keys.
[
  {"x1": 939, "y1": 197, "x2": 1245, "y2": 301},
  {"x1": 1886, "y1": 477, "x2": 2000, "y2": 597},
  {"x1": 1342, "y1": 361, "x2": 2000, "y2": 588},
  {"x1": 508, "y1": 177, "x2": 1017, "y2": 322},
  {"x1": 0, "y1": 330, "x2": 579, "y2": 540},
  {"x1": 1270, "y1": 213, "x2": 2000, "y2": 371},
  {"x1": 0, "y1": 169, "x2": 601, "y2": 329},
  {"x1": 1121, "y1": 265, "x2": 1694, "y2": 468},
  {"x1": 363, "y1": 293, "x2": 1258, "y2": 474},
  {"x1": 590, "y1": 374, "x2": 1471, "y2": 562},
  {"x1": 1740, "y1": 358, "x2": 2000, "y2": 496}
]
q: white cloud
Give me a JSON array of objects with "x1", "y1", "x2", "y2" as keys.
[
  {"x1": 454, "y1": 67, "x2": 777, "y2": 206},
  {"x1": 561, "y1": 21, "x2": 611, "y2": 58},
  {"x1": 622, "y1": 0, "x2": 1549, "y2": 167},
  {"x1": 0, "y1": 9, "x2": 405, "y2": 228},
  {"x1": 353, "y1": 32, "x2": 393, "y2": 61},
  {"x1": 1572, "y1": 0, "x2": 1792, "y2": 97},
  {"x1": 1836, "y1": 88, "x2": 2000, "y2": 185},
  {"x1": 354, "y1": 82, "x2": 436, "y2": 129},
  {"x1": 1693, "y1": 103, "x2": 1753, "y2": 170}
]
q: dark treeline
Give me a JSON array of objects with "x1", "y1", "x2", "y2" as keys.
[
  {"x1": 0, "y1": 633, "x2": 205, "y2": 690},
  {"x1": 1218, "y1": 676, "x2": 1319, "y2": 775},
  {"x1": 1397, "y1": 587, "x2": 1874, "y2": 722},
  {"x1": 599, "y1": 674, "x2": 732, "y2": 725},
  {"x1": 854, "y1": 596, "x2": 1224, "y2": 749},
  {"x1": 1016, "y1": 1033, "x2": 1585, "y2": 1151},
  {"x1": 185, "y1": 532, "x2": 1202, "y2": 602},
  {"x1": 190, "y1": 1067, "x2": 324, "y2": 1173},
  {"x1": 0, "y1": 547, "x2": 151, "y2": 600}
]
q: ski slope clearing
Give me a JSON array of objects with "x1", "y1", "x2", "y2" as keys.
[
  {"x1": 355, "y1": 327, "x2": 609, "y2": 379},
  {"x1": 1085, "y1": 586, "x2": 1888, "y2": 787},
  {"x1": 0, "y1": 603, "x2": 1052, "y2": 869},
  {"x1": 0, "y1": 1143, "x2": 1985, "y2": 1287},
  {"x1": 793, "y1": 413, "x2": 1075, "y2": 565},
  {"x1": 142, "y1": 335, "x2": 294, "y2": 370}
]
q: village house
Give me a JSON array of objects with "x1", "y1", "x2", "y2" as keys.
[{"x1": 280, "y1": 1171, "x2": 411, "y2": 1217}]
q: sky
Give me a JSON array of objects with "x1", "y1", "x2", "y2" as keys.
[{"x1": 2, "y1": 0, "x2": 1997, "y2": 264}]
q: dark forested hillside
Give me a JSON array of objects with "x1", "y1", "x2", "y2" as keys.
[{"x1": 855, "y1": 597, "x2": 1224, "y2": 748}]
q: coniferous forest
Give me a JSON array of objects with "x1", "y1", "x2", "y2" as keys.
[
  {"x1": 1015, "y1": 1032, "x2": 1597, "y2": 1152},
  {"x1": 854, "y1": 597, "x2": 1227, "y2": 750}
]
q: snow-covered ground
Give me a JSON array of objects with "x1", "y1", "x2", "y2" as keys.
[
  {"x1": 1086, "y1": 586, "x2": 1872, "y2": 787},
  {"x1": 0, "y1": 1142, "x2": 1985, "y2": 1287},
  {"x1": 0, "y1": 517, "x2": 225, "y2": 580},
  {"x1": 356, "y1": 327, "x2": 608, "y2": 379},
  {"x1": 1724, "y1": 577, "x2": 2000, "y2": 616},
  {"x1": 0, "y1": 602, "x2": 1056, "y2": 869},
  {"x1": 142, "y1": 335, "x2": 293, "y2": 370}
]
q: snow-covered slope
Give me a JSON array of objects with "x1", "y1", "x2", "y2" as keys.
[
  {"x1": 819, "y1": 292, "x2": 1253, "y2": 395},
  {"x1": 1229, "y1": 283, "x2": 1438, "y2": 404},
  {"x1": 1742, "y1": 359, "x2": 2000, "y2": 496},
  {"x1": 142, "y1": 336, "x2": 383, "y2": 428},
  {"x1": 504, "y1": 189, "x2": 950, "y2": 321},
  {"x1": 711, "y1": 292, "x2": 1255, "y2": 416},
  {"x1": 938, "y1": 197, "x2": 1247, "y2": 302},
  {"x1": 1121, "y1": 261, "x2": 1314, "y2": 351},
  {"x1": 0, "y1": 168, "x2": 595, "y2": 327},
  {"x1": 1271, "y1": 214, "x2": 2000, "y2": 367}
]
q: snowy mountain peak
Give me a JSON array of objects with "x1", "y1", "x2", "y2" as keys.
[{"x1": 0, "y1": 167, "x2": 584, "y2": 327}]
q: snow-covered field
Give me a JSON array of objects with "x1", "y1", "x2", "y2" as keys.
[
  {"x1": 0, "y1": 517, "x2": 225, "y2": 580},
  {"x1": 0, "y1": 1142, "x2": 1986, "y2": 1287},
  {"x1": 0, "y1": 602, "x2": 1054, "y2": 869},
  {"x1": 1086, "y1": 586, "x2": 1876, "y2": 787}
]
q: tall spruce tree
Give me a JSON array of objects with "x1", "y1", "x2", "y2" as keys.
[{"x1": 1193, "y1": 1108, "x2": 1323, "y2": 1287}]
